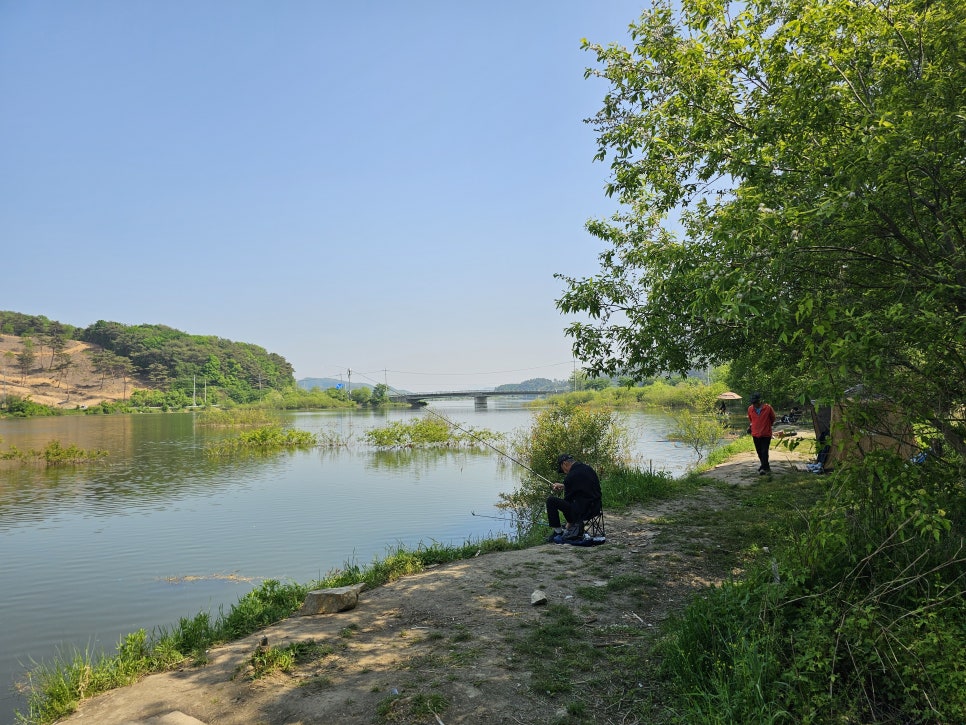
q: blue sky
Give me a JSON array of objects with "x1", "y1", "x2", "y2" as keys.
[{"x1": 1, "y1": 1, "x2": 644, "y2": 392}]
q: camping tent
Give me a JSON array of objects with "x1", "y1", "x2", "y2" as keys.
[{"x1": 810, "y1": 387, "x2": 917, "y2": 470}]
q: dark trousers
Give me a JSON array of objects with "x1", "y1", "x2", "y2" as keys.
[
  {"x1": 546, "y1": 496, "x2": 579, "y2": 528},
  {"x1": 753, "y1": 436, "x2": 772, "y2": 470}
]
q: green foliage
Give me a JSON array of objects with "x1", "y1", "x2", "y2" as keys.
[
  {"x1": 0, "y1": 438, "x2": 107, "y2": 466},
  {"x1": 247, "y1": 640, "x2": 330, "y2": 680},
  {"x1": 1, "y1": 395, "x2": 59, "y2": 418},
  {"x1": 544, "y1": 378, "x2": 734, "y2": 411},
  {"x1": 19, "y1": 578, "x2": 311, "y2": 723},
  {"x1": 81, "y1": 319, "x2": 295, "y2": 404},
  {"x1": 498, "y1": 404, "x2": 632, "y2": 528},
  {"x1": 128, "y1": 388, "x2": 191, "y2": 410},
  {"x1": 560, "y1": 0, "x2": 966, "y2": 460},
  {"x1": 83, "y1": 399, "x2": 134, "y2": 415},
  {"x1": 204, "y1": 424, "x2": 317, "y2": 457},
  {"x1": 660, "y1": 454, "x2": 966, "y2": 723},
  {"x1": 254, "y1": 386, "x2": 356, "y2": 410},
  {"x1": 195, "y1": 408, "x2": 279, "y2": 428},
  {"x1": 0, "y1": 312, "x2": 80, "y2": 340},
  {"x1": 668, "y1": 399, "x2": 730, "y2": 464},
  {"x1": 512, "y1": 403, "x2": 630, "y2": 481},
  {"x1": 369, "y1": 383, "x2": 391, "y2": 406},
  {"x1": 364, "y1": 417, "x2": 502, "y2": 450},
  {"x1": 597, "y1": 465, "x2": 679, "y2": 510},
  {"x1": 349, "y1": 387, "x2": 371, "y2": 406}
]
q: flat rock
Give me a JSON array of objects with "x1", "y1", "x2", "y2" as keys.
[{"x1": 120, "y1": 712, "x2": 207, "y2": 725}]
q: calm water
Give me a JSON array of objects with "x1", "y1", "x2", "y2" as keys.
[{"x1": 0, "y1": 402, "x2": 693, "y2": 722}]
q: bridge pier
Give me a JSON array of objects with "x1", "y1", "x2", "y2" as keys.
[{"x1": 474, "y1": 395, "x2": 488, "y2": 410}]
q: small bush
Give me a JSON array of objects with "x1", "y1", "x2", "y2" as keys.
[{"x1": 499, "y1": 404, "x2": 631, "y2": 528}]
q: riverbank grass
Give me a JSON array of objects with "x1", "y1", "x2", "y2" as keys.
[{"x1": 16, "y1": 461, "x2": 681, "y2": 724}]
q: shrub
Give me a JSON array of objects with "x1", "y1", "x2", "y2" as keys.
[
  {"x1": 498, "y1": 404, "x2": 631, "y2": 527},
  {"x1": 660, "y1": 452, "x2": 966, "y2": 723}
]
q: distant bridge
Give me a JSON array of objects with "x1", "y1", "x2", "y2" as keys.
[{"x1": 389, "y1": 389, "x2": 566, "y2": 409}]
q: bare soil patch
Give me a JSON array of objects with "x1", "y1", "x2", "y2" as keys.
[
  {"x1": 55, "y1": 443, "x2": 814, "y2": 725},
  {"x1": 0, "y1": 336, "x2": 136, "y2": 409}
]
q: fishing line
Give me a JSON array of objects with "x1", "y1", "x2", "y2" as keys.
[{"x1": 471, "y1": 511, "x2": 550, "y2": 526}]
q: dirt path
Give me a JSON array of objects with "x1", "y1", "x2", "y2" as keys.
[{"x1": 56, "y1": 442, "x2": 813, "y2": 725}]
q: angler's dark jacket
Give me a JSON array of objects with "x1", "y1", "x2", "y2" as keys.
[{"x1": 563, "y1": 462, "x2": 602, "y2": 518}]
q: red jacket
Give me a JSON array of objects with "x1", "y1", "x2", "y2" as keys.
[{"x1": 748, "y1": 403, "x2": 776, "y2": 437}]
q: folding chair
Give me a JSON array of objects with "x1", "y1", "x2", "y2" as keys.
[{"x1": 581, "y1": 498, "x2": 605, "y2": 539}]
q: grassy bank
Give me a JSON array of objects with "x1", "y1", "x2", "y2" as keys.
[
  {"x1": 16, "y1": 463, "x2": 681, "y2": 724},
  {"x1": 20, "y1": 444, "x2": 963, "y2": 724}
]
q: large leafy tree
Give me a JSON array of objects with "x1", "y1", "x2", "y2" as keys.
[{"x1": 558, "y1": 0, "x2": 966, "y2": 456}]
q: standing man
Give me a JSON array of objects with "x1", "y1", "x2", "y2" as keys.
[
  {"x1": 747, "y1": 392, "x2": 776, "y2": 475},
  {"x1": 546, "y1": 454, "x2": 602, "y2": 542}
]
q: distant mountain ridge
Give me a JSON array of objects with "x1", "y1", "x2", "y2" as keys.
[{"x1": 298, "y1": 377, "x2": 373, "y2": 392}]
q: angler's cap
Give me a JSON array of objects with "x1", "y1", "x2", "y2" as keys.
[
  {"x1": 750, "y1": 392, "x2": 762, "y2": 404},
  {"x1": 556, "y1": 453, "x2": 575, "y2": 473}
]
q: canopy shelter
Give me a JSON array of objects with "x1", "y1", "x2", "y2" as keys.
[{"x1": 716, "y1": 392, "x2": 742, "y2": 400}]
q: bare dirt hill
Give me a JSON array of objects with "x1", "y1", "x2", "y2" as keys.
[{"x1": 0, "y1": 336, "x2": 140, "y2": 409}]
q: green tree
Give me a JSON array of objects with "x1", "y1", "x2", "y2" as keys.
[
  {"x1": 558, "y1": 0, "x2": 966, "y2": 456},
  {"x1": 17, "y1": 337, "x2": 35, "y2": 383},
  {"x1": 370, "y1": 383, "x2": 390, "y2": 406},
  {"x1": 350, "y1": 387, "x2": 371, "y2": 406}
]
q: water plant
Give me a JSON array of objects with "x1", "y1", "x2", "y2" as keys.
[
  {"x1": 204, "y1": 424, "x2": 317, "y2": 456},
  {"x1": 0, "y1": 438, "x2": 107, "y2": 466},
  {"x1": 364, "y1": 417, "x2": 501, "y2": 450},
  {"x1": 195, "y1": 408, "x2": 279, "y2": 428}
]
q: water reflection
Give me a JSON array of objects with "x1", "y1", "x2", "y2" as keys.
[{"x1": 0, "y1": 406, "x2": 695, "y2": 723}]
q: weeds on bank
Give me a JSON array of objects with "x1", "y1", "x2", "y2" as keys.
[
  {"x1": 503, "y1": 474, "x2": 828, "y2": 724},
  {"x1": 658, "y1": 453, "x2": 966, "y2": 724},
  {"x1": 376, "y1": 690, "x2": 449, "y2": 723},
  {"x1": 16, "y1": 535, "x2": 522, "y2": 725},
  {"x1": 247, "y1": 640, "x2": 332, "y2": 679}
]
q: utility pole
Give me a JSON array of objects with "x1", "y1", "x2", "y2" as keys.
[{"x1": 347, "y1": 368, "x2": 351, "y2": 396}]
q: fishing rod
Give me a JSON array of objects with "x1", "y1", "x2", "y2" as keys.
[
  {"x1": 355, "y1": 371, "x2": 557, "y2": 486},
  {"x1": 471, "y1": 511, "x2": 550, "y2": 526}
]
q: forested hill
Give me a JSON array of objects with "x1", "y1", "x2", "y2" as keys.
[{"x1": 0, "y1": 311, "x2": 295, "y2": 405}]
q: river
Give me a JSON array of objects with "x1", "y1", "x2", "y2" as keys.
[{"x1": 0, "y1": 402, "x2": 694, "y2": 722}]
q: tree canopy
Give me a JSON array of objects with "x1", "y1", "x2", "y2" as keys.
[
  {"x1": 81, "y1": 320, "x2": 295, "y2": 404},
  {"x1": 558, "y1": 0, "x2": 965, "y2": 456}
]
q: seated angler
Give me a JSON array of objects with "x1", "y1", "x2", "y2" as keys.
[{"x1": 546, "y1": 454, "x2": 602, "y2": 542}]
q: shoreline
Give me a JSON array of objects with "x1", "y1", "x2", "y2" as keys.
[{"x1": 37, "y1": 441, "x2": 817, "y2": 725}]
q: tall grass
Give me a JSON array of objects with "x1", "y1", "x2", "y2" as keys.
[{"x1": 659, "y1": 452, "x2": 966, "y2": 723}]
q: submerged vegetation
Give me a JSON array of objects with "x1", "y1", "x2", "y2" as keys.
[
  {"x1": 0, "y1": 437, "x2": 107, "y2": 466},
  {"x1": 364, "y1": 416, "x2": 502, "y2": 450},
  {"x1": 204, "y1": 424, "x2": 318, "y2": 457}
]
